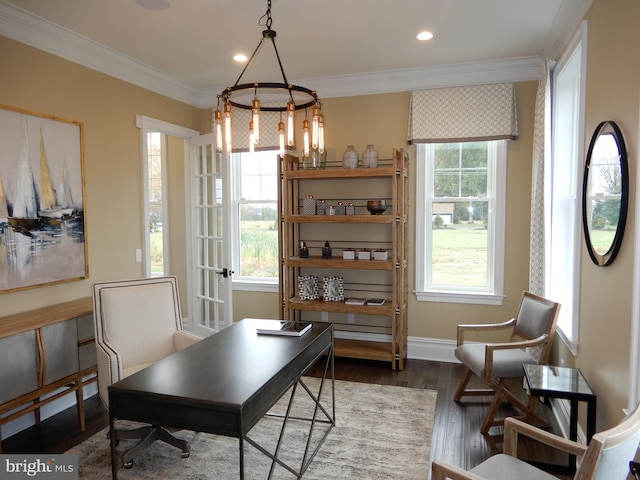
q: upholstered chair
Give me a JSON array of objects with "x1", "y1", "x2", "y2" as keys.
[
  {"x1": 432, "y1": 402, "x2": 640, "y2": 480},
  {"x1": 92, "y1": 276, "x2": 201, "y2": 468},
  {"x1": 453, "y1": 291, "x2": 560, "y2": 433}
]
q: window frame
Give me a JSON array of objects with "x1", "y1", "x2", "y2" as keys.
[
  {"x1": 547, "y1": 23, "x2": 586, "y2": 352},
  {"x1": 230, "y1": 150, "x2": 280, "y2": 292},
  {"x1": 415, "y1": 140, "x2": 506, "y2": 305}
]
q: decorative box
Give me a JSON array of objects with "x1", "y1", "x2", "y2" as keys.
[
  {"x1": 346, "y1": 203, "x2": 355, "y2": 215},
  {"x1": 357, "y1": 249, "x2": 371, "y2": 260},
  {"x1": 342, "y1": 248, "x2": 355, "y2": 260},
  {"x1": 316, "y1": 199, "x2": 327, "y2": 215},
  {"x1": 299, "y1": 241, "x2": 309, "y2": 258},
  {"x1": 302, "y1": 195, "x2": 316, "y2": 215},
  {"x1": 323, "y1": 276, "x2": 344, "y2": 302},
  {"x1": 298, "y1": 275, "x2": 318, "y2": 300},
  {"x1": 373, "y1": 249, "x2": 388, "y2": 261},
  {"x1": 322, "y1": 241, "x2": 332, "y2": 258},
  {"x1": 335, "y1": 202, "x2": 346, "y2": 215}
]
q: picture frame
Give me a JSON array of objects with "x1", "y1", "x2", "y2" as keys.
[
  {"x1": 0, "y1": 104, "x2": 88, "y2": 293},
  {"x1": 298, "y1": 275, "x2": 319, "y2": 300},
  {"x1": 323, "y1": 275, "x2": 344, "y2": 302}
]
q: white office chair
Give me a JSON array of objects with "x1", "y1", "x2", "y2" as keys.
[{"x1": 92, "y1": 276, "x2": 201, "y2": 468}]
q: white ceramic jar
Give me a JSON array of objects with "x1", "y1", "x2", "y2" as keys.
[
  {"x1": 362, "y1": 144, "x2": 379, "y2": 168},
  {"x1": 342, "y1": 145, "x2": 359, "y2": 169}
]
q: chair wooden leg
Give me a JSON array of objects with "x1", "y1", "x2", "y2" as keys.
[
  {"x1": 480, "y1": 392, "x2": 503, "y2": 433},
  {"x1": 454, "y1": 368, "x2": 473, "y2": 402},
  {"x1": 481, "y1": 379, "x2": 549, "y2": 432}
]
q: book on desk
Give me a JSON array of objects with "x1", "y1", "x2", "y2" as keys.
[{"x1": 256, "y1": 320, "x2": 312, "y2": 337}]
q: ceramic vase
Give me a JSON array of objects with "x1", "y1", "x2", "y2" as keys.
[
  {"x1": 362, "y1": 144, "x2": 379, "y2": 168},
  {"x1": 342, "y1": 145, "x2": 359, "y2": 169}
]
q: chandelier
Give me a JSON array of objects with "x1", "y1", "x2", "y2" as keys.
[{"x1": 214, "y1": 0, "x2": 324, "y2": 155}]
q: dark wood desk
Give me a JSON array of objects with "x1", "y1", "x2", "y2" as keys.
[{"x1": 108, "y1": 318, "x2": 334, "y2": 479}]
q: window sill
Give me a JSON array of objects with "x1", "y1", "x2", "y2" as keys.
[
  {"x1": 233, "y1": 280, "x2": 278, "y2": 293},
  {"x1": 415, "y1": 290, "x2": 505, "y2": 305},
  {"x1": 556, "y1": 328, "x2": 578, "y2": 356}
]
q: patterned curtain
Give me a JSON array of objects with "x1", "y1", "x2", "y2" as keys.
[
  {"x1": 407, "y1": 83, "x2": 518, "y2": 143},
  {"x1": 528, "y1": 60, "x2": 552, "y2": 295}
]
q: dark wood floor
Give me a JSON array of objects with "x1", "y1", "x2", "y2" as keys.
[{"x1": 2, "y1": 358, "x2": 569, "y2": 478}]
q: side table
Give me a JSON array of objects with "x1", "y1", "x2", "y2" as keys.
[{"x1": 523, "y1": 364, "x2": 596, "y2": 473}]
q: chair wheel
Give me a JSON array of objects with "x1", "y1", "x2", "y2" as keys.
[
  {"x1": 124, "y1": 460, "x2": 134, "y2": 469},
  {"x1": 181, "y1": 451, "x2": 190, "y2": 458}
]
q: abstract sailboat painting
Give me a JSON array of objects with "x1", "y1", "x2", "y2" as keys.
[{"x1": 0, "y1": 105, "x2": 87, "y2": 292}]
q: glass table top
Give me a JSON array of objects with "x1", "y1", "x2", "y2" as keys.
[{"x1": 524, "y1": 364, "x2": 595, "y2": 397}]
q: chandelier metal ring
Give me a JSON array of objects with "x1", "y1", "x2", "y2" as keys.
[{"x1": 221, "y1": 83, "x2": 318, "y2": 112}]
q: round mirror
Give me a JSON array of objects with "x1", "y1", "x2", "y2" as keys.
[{"x1": 582, "y1": 120, "x2": 629, "y2": 266}]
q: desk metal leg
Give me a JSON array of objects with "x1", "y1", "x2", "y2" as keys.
[
  {"x1": 243, "y1": 342, "x2": 335, "y2": 479},
  {"x1": 239, "y1": 435, "x2": 245, "y2": 480}
]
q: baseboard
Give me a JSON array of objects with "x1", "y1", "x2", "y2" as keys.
[{"x1": 407, "y1": 335, "x2": 459, "y2": 363}]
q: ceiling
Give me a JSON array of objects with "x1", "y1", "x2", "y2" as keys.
[{"x1": 0, "y1": 0, "x2": 592, "y2": 108}]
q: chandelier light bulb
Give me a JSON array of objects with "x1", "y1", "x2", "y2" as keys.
[
  {"x1": 278, "y1": 120, "x2": 285, "y2": 154},
  {"x1": 214, "y1": 107, "x2": 223, "y2": 152},
  {"x1": 303, "y1": 118, "x2": 310, "y2": 155},
  {"x1": 286, "y1": 101, "x2": 295, "y2": 147},
  {"x1": 249, "y1": 120, "x2": 255, "y2": 153},
  {"x1": 311, "y1": 106, "x2": 320, "y2": 150},
  {"x1": 224, "y1": 101, "x2": 232, "y2": 153},
  {"x1": 318, "y1": 115, "x2": 325, "y2": 154},
  {"x1": 251, "y1": 96, "x2": 260, "y2": 145}
]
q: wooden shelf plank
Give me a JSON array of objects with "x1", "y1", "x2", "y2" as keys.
[
  {"x1": 286, "y1": 166, "x2": 395, "y2": 180},
  {"x1": 287, "y1": 297, "x2": 394, "y2": 315},
  {"x1": 288, "y1": 256, "x2": 394, "y2": 270},
  {"x1": 285, "y1": 214, "x2": 393, "y2": 224},
  {"x1": 334, "y1": 338, "x2": 394, "y2": 362}
]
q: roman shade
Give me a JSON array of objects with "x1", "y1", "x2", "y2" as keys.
[{"x1": 407, "y1": 83, "x2": 518, "y2": 144}]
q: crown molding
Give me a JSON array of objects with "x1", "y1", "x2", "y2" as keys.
[
  {"x1": 202, "y1": 56, "x2": 542, "y2": 106},
  {"x1": 1, "y1": 0, "x2": 542, "y2": 109},
  {"x1": 0, "y1": 1, "x2": 202, "y2": 105}
]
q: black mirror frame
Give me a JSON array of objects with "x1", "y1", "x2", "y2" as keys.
[{"x1": 582, "y1": 120, "x2": 629, "y2": 267}]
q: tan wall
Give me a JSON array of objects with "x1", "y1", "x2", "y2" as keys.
[{"x1": 0, "y1": 36, "x2": 201, "y2": 316}]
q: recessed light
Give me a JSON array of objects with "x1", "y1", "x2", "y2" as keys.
[
  {"x1": 233, "y1": 54, "x2": 248, "y2": 63},
  {"x1": 136, "y1": 0, "x2": 171, "y2": 10},
  {"x1": 417, "y1": 31, "x2": 434, "y2": 41}
]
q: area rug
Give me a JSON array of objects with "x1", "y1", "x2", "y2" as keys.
[{"x1": 67, "y1": 377, "x2": 436, "y2": 479}]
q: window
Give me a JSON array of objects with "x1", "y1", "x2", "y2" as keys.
[
  {"x1": 231, "y1": 150, "x2": 279, "y2": 290},
  {"x1": 146, "y1": 131, "x2": 167, "y2": 276},
  {"x1": 415, "y1": 141, "x2": 506, "y2": 305},
  {"x1": 548, "y1": 25, "x2": 586, "y2": 350}
]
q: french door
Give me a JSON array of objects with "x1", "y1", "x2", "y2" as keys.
[{"x1": 188, "y1": 133, "x2": 233, "y2": 336}]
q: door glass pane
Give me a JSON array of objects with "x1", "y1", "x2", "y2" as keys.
[{"x1": 147, "y1": 131, "x2": 164, "y2": 276}]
